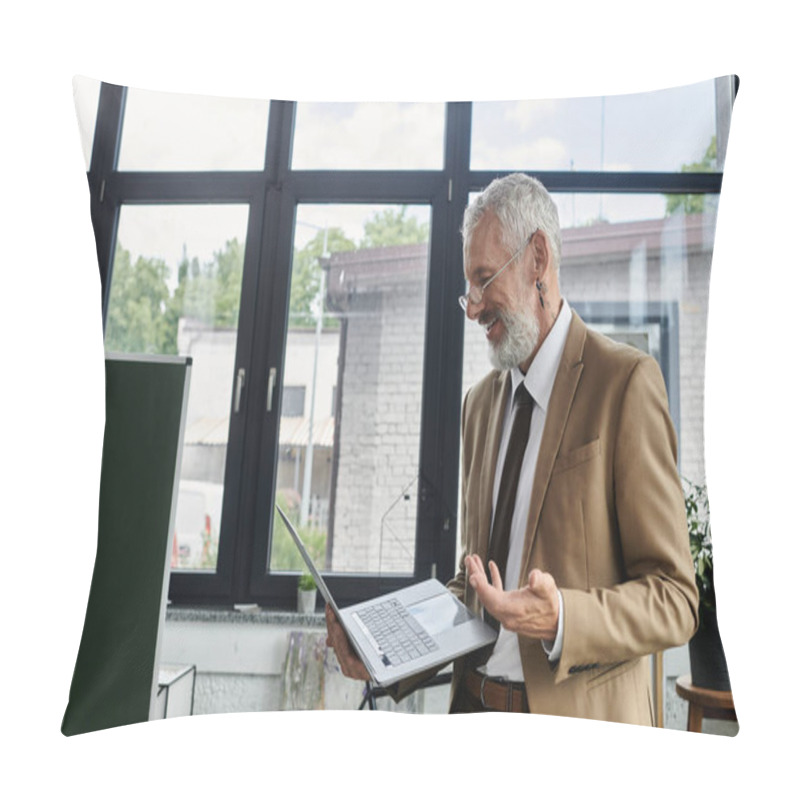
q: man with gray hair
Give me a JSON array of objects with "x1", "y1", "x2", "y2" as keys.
[{"x1": 327, "y1": 173, "x2": 698, "y2": 723}]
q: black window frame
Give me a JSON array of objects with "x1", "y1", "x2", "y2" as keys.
[{"x1": 86, "y1": 79, "x2": 735, "y2": 609}]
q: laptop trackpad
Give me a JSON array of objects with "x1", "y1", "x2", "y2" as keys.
[{"x1": 408, "y1": 592, "x2": 470, "y2": 635}]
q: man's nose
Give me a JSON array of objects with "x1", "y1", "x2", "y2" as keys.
[{"x1": 465, "y1": 293, "x2": 484, "y2": 322}]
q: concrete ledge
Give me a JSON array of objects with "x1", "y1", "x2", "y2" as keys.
[
  {"x1": 166, "y1": 605, "x2": 325, "y2": 628},
  {"x1": 162, "y1": 607, "x2": 324, "y2": 676}
]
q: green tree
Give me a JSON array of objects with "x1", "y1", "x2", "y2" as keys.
[
  {"x1": 163, "y1": 248, "x2": 197, "y2": 349},
  {"x1": 105, "y1": 242, "x2": 175, "y2": 354},
  {"x1": 289, "y1": 227, "x2": 355, "y2": 328},
  {"x1": 172, "y1": 238, "x2": 244, "y2": 329},
  {"x1": 666, "y1": 136, "x2": 717, "y2": 216},
  {"x1": 269, "y1": 489, "x2": 327, "y2": 571},
  {"x1": 106, "y1": 238, "x2": 246, "y2": 357},
  {"x1": 288, "y1": 209, "x2": 430, "y2": 328},
  {"x1": 360, "y1": 206, "x2": 429, "y2": 248},
  {"x1": 210, "y1": 237, "x2": 245, "y2": 327}
]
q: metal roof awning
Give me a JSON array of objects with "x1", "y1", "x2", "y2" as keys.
[
  {"x1": 183, "y1": 416, "x2": 335, "y2": 448},
  {"x1": 278, "y1": 416, "x2": 335, "y2": 449}
]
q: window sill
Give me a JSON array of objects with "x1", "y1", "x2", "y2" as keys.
[{"x1": 166, "y1": 604, "x2": 325, "y2": 627}]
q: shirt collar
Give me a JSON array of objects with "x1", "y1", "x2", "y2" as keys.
[{"x1": 509, "y1": 299, "x2": 571, "y2": 412}]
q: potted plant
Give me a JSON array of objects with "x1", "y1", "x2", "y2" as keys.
[
  {"x1": 297, "y1": 572, "x2": 317, "y2": 614},
  {"x1": 684, "y1": 478, "x2": 731, "y2": 692}
]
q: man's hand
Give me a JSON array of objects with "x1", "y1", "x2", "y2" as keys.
[
  {"x1": 465, "y1": 554, "x2": 559, "y2": 641},
  {"x1": 325, "y1": 604, "x2": 371, "y2": 682}
]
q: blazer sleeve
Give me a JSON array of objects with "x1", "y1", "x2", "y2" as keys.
[{"x1": 553, "y1": 356, "x2": 699, "y2": 683}]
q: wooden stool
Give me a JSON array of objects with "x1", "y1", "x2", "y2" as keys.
[{"x1": 675, "y1": 674, "x2": 736, "y2": 733}]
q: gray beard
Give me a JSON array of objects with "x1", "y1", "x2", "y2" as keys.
[{"x1": 488, "y1": 307, "x2": 539, "y2": 371}]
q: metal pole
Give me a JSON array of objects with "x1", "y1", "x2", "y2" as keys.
[{"x1": 300, "y1": 225, "x2": 328, "y2": 526}]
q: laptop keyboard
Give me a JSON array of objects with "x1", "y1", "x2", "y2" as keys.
[{"x1": 353, "y1": 598, "x2": 439, "y2": 667}]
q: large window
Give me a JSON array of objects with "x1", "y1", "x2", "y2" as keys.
[
  {"x1": 77, "y1": 76, "x2": 735, "y2": 608},
  {"x1": 107, "y1": 204, "x2": 250, "y2": 571},
  {"x1": 270, "y1": 203, "x2": 432, "y2": 577}
]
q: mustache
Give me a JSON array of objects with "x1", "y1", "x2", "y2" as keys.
[{"x1": 478, "y1": 308, "x2": 503, "y2": 328}]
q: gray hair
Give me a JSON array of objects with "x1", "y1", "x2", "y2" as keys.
[{"x1": 462, "y1": 173, "x2": 562, "y2": 275}]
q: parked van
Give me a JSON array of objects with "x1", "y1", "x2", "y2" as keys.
[{"x1": 172, "y1": 479, "x2": 223, "y2": 569}]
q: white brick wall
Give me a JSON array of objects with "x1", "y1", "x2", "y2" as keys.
[{"x1": 332, "y1": 276, "x2": 427, "y2": 573}]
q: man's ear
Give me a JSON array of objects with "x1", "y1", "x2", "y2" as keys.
[{"x1": 531, "y1": 229, "x2": 551, "y2": 279}]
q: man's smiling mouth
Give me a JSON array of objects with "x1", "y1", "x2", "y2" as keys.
[{"x1": 481, "y1": 313, "x2": 500, "y2": 336}]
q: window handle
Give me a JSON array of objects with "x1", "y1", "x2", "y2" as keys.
[
  {"x1": 234, "y1": 367, "x2": 246, "y2": 414},
  {"x1": 266, "y1": 367, "x2": 277, "y2": 413}
]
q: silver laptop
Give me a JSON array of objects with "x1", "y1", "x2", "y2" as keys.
[{"x1": 275, "y1": 504, "x2": 497, "y2": 687}]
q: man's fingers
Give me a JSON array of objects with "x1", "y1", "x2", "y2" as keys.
[
  {"x1": 528, "y1": 568, "x2": 555, "y2": 596},
  {"x1": 466, "y1": 554, "x2": 487, "y2": 588},
  {"x1": 469, "y1": 556, "x2": 559, "y2": 635},
  {"x1": 325, "y1": 604, "x2": 370, "y2": 681},
  {"x1": 488, "y1": 560, "x2": 504, "y2": 591},
  {"x1": 325, "y1": 606, "x2": 342, "y2": 649},
  {"x1": 466, "y1": 553, "x2": 484, "y2": 575}
]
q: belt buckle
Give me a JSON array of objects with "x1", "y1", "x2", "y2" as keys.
[{"x1": 479, "y1": 674, "x2": 489, "y2": 709}]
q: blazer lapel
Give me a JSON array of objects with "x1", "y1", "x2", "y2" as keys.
[
  {"x1": 518, "y1": 311, "x2": 586, "y2": 583},
  {"x1": 476, "y1": 371, "x2": 511, "y2": 561}
]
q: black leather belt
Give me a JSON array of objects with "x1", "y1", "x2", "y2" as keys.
[{"x1": 464, "y1": 669, "x2": 528, "y2": 713}]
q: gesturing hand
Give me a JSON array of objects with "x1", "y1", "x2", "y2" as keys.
[
  {"x1": 465, "y1": 554, "x2": 559, "y2": 641},
  {"x1": 325, "y1": 604, "x2": 371, "y2": 682}
]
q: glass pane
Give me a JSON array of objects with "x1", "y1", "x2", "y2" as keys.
[
  {"x1": 105, "y1": 204, "x2": 250, "y2": 571},
  {"x1": 461, "y1": 193, "x2": 718, "y2": 496},
  {"x1": 271, "y1": 204, "x2": 432, "y2": 575},
  {"x1": 291, "y1": 102, "x2": 445, "y2": 170},
  {"x1": 553, "y1": 189, "x2": 719, "y2": 228},
  {"x1": 471, "y1": 78, "x2": 730, "y2": 173},
  {"x1": 117, "y1": 87, "x2": 270, "y2": 171},
  {"x1": 73, "y1": 75, "x2": 101, "y2": 171}
]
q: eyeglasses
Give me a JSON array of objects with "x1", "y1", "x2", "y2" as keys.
[{"x1": 459, "y1": 230, "x2": 537, "y2": 312}]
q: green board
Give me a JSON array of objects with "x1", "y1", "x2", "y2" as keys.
[{"x1": 62, "y1": 355, "x2": 191, "y2": 736}]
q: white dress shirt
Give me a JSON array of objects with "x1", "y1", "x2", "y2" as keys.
[{"x1": 483, "y1": 299, "x2": 571, "y2": 681}]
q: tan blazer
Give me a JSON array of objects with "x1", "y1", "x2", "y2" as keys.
[{"x1": 448, "y1": 311, "x2": 699, "y2": 724}]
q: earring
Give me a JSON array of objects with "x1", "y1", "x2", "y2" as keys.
[{"x1": 536, "y1": 280, "x2": 545, "y2": 308}]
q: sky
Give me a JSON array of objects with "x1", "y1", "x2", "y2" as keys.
[
  {"x1": 5, "y1": 3, "x2": 798, "y2": 800},
  {"x1": 471, "y1": 79, "x2": 718, "y2": 173}
]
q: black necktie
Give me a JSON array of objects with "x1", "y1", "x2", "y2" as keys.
[{"x1": 485, "y1": 382, "x2": 534, "y2": 630}]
